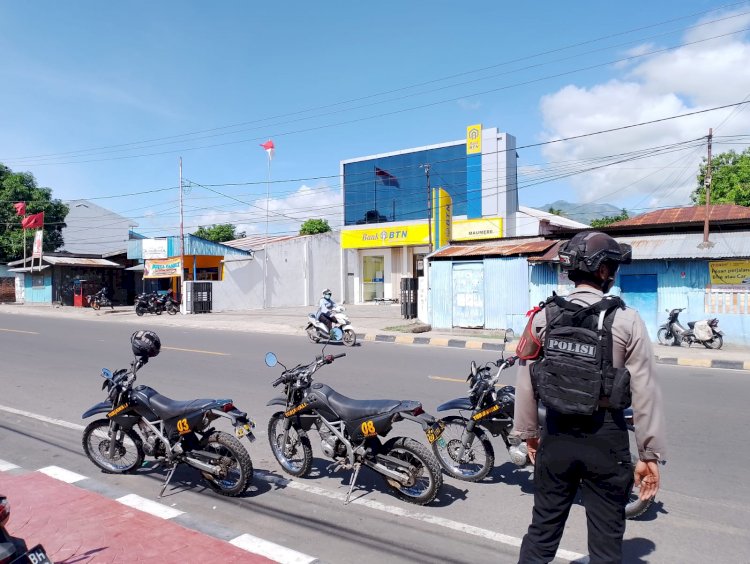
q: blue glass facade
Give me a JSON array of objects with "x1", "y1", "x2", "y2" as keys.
[{"x1": 343, "y1": 144, "x2": 468, "y2": 226}]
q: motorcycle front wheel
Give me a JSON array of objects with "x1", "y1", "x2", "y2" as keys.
[
  {"x1": 267, "y1": 413, "x2": 313, "y2": 477},
  {"x1": 82, "y1": 419, "x2": 144, "y2": 474},
  {"x1": 703, "y1": 334, "x2": 723, "y2": 349},
  {"x1": 381, "y1": 437, "x2": 442, "y2": 505},
  {"x1": 343, "y1": 329, "x2": 357, "y2": 347},
  {"x1": 91, "y1": 300, "x2": 101, "y2": 311},
  {"x1": 431, "y1": 416, "x2": 494, "y2": 482},
  {"x1": 656, "y1": 328, "x2": 672, "y2": 346},
  {"x1": 199, "y1": 432, "x2": 253, "y2": 497},
  {"x1": 135, "y1": 305, "x2": 146, "y2": 317}
]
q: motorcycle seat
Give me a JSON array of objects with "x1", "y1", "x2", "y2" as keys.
[
  {"x1": 134, "y1": 387, "x2": 218, "y2": 420},
  {"x1": 316, "y1": 385, "x2": 404, "y2": 420}
]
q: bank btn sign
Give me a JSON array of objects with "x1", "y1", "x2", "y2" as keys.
[
  {"x1": 466, "y1": 124, "x2": 482, "y2": 155},
  {"x1": 341, "y1": 224, "x2": 430, "y2": 249}
]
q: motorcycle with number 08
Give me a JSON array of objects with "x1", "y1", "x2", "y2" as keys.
[
  {"x1": 81, "y1": 330, "x2": 256, "y2": 498},
  {"x1": 265, "y1": 328, "x2": 444, "y2": 505}
]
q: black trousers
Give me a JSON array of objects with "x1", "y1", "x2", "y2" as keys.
[
  {"x1": 519, "y1": 409, "x2": 634, "y2": 564},
  {"x1": 318, "y1": 312, "x2": 334, "y2": 331}
]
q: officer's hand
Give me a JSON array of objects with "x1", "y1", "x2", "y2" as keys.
[
  {"x1": 634, "y1": 460, "x2": 660, "y2": 501},
  {"x1": 526, "y1": 437, "x2": 540, "y2": 465}
]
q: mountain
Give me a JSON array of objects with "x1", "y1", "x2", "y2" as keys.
[{"x1": 535, "y1": 200, "x2": 624, "y2": 226}]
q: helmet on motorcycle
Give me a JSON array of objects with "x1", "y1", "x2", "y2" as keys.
[
  {"x1": 131, "y1": 330, "x2": 161, "y2": 359},
  {"x1": 558, "y1": 231, "x2": 632, "y2": 273},
  {"x1": 322, "y1": 288, "x2": 332, "y2": 297}
]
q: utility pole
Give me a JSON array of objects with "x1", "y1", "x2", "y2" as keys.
[
  {"x1": 701, "y1": 129, "x2": 714, "y2": 248},
  {"x1": 179, "y1": 157, "x2": 185, "y2": 312},
  {"x1": 424, "y1": 164, "x2": 432, "y2": 253}
]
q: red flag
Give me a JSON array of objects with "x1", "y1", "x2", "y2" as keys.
[
  {"x1": 13, "y1": 202, "x2": 26, "y2": 216},
  {"x1": 375, "y1": 167, "x2": 399, "y2": 188},
  {"x1": 21, "y1": 211, "x2": 44, "y2": 230},
  {"x1": 260, "y1": 139, "x2": 275, "y2": 160}
]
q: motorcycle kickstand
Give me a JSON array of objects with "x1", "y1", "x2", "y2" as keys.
[
  {"x1": 344, "y1": 462, "x2": 362, "y2": 505},
  {"x1": 159, "y1": 463, "x2": 179, "y2": 498}
]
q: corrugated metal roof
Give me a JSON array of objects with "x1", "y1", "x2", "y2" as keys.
[
  {"x1": 431, "y1": 239, "x2": 555, "y2": 258},
  {"x1": 223, "y1": 234, "x2": 299, "y2": 251},
  {"x1": 533, "y1": 232, "x2": 750, "y2": 262},
  {"x1": 609, "y1": 205, "x2": 750, "y2": 228},
  {"x1": 43, "y1": 257, "x2": 123, "y2": 268}
]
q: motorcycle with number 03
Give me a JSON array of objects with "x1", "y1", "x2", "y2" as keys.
[
  {"x1": 433, "y1": 354, "x2": 654, "y2": 519},
  {"x1": 264, "y1": 328, "x2": 444, "y2": 505},
  {"x1": 81, "y1": 330, "x2": 256, "y2": 498}
]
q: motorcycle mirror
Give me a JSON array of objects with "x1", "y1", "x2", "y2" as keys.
[
  {"x1": 470, "y1": 360, "x2": 478, "y2": 377},
  {"x1": 331, "y1": 327, "x2": 343, "y2": 341},
  {"x1": 101, "y1": 368, "x2": 113, "y2": 380},
  {"x1": 264, "y1": 352, "x2": 278, "y2": 367},
  {"x1": 504, "y1": 329, "x2": 515, "y2": 343}
]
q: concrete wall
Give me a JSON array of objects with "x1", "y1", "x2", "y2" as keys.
[
  {"x1": 62, "y1": 200, "x2": 137, "y2": 255},
  {"x1": 211, "y1": 258, "x2": 262, "y2": 312}
]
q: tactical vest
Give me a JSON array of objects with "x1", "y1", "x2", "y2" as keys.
[{"x1": 531, "y1": 295, "x2": 632, "y2": 416}]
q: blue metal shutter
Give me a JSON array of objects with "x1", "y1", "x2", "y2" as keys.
[
  {"x1": 429, "y1": 260, "x2": 453, "y2": 328},
  {"x1": 452, "y1": 262, "x2": 485, "y2": 328},
  {"x1": 484, "y1": 258, "x2": 529, "y2": 332}
]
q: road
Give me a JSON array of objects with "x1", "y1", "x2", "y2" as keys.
[{"x1": 0, "y1": 311, "x2": 749, "y2": 563}]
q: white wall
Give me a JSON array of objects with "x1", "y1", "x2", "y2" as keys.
[{"x1": 211, "y1": 258, "x2": 262, "y2": 312}]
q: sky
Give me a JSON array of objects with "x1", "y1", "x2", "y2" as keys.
[{"x1": 1, "y1": 1, "x2": 749, "y2": 243}]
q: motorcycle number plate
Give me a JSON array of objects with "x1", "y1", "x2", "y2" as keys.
[
  {"x1": 21, "y1": 545, "x2": 52, "y2": 564},
  {"x1": 425, "y1": 420, "x2": 446, "y2": 444},
  {"x1": 235, "y1": 423, "x2": 254, "y2": 441}
]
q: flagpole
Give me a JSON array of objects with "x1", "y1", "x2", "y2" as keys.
[{"x1": 264, "y1": 154, "x2": 271, "y2": 309}]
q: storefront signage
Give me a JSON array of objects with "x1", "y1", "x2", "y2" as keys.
[
  {"x1": 142, "y1": 238, "x2": 169, "y2": 259},
  {"x1": 432, "y1": 188, "x2": 452, "y2": 248},
  {"x1": 452, "y1": 218, "x2": 503, "y2": 241},
  {"x1": 341, "y1": 224, "x2": 429, "y2": 249},
  {"x1": 466, "y1": 124, "x2": 482, "y2": 155},
  {"x1": 709, "y1": 260, "x2": 750, "y2": 285},
  {"x1": 144, "y1": 257, "x2": 183, "y2": 279}
]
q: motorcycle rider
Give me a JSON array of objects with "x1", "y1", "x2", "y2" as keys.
[
  {"x1": 316, "y1": 289, "x2": 336, "y2": 334},
  {"x1": 513, "y1": 231, "x2": 667, "y2": 563}
]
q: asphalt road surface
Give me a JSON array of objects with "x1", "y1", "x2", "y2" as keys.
[{"x1": 0, "y1": 312, "x2": 749, "y2": 563}]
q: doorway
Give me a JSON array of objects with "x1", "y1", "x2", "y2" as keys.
[{"x1": 362, "y1": 255, "x2": 385, "y2": 301}]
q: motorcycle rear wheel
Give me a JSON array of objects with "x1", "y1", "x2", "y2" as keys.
[
  {"x1": 656, "y1": 328, "x2": 672, "y2": 346},
  {"x1": 166, "y1": 303, "x2": 178, "y2": 315},
  {"x1": 343, "y1": 329, "x2": 357, "y2": 347},
  {"x1": 82, "y1": 419, "x2": 144, "y2": 474},
  {"x1": 703, "y1": 335, "x2": 723, "y2": 350},
  {"x1": 431, "y1": 416, "x2": 494, "y2": 482},
  {"x1": 381, "y1": 437, "x2": 442, "y2": 505},
  {"x1": 91, "y1": 300, "x2": 101, "y2": 311},
  {"x1": 267, "y1": 413, "x2": 313, "y2": 477},
  {"x1": 200, "y1": 431, "x2": 253, "y2": 497},
  {"x1": 306, "y1": 327, "x2": 320, "y2": 344}
]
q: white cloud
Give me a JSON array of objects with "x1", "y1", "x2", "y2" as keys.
[
  {"x1": 457, "y1": 98, "x2": 482, "y2": 111},
  {"x1": 538, "y1": 9, "x2": 750, "y2": 207}
]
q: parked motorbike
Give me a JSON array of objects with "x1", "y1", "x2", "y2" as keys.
[
  {"x1": 432, "y1": 354, "x2": 653, "y2": 519},
  {"x1": 0, "y1": 495, "x2": 51, "y2": 563},
  {"x1": 134, "y1": 292, "x2": 178, "y2": 316},
  {"x1": 306, "y1": 306, "x2": 356, "y2": 347},
  {"x1": 87, "y1": 289, "x2": 113, "y2": 311},
  {"x1": 657, "y1": 308, "x2": 723, "y2": 349},
  {"x1": 81, "y1": 332, "x2": 255, "y2": 498},
  {"x1": 264, "y1": 330, "x2": 444, "y2": 505}
]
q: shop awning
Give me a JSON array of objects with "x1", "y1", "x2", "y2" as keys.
[
  {"x1": 430, "y1": 239, "x2": 557, "y2": 259},
  {"x1": 125, "y1": 264, "x2": 145, "y2": 271},
  {"x1": 7, "y1": 265, "x2": 50, "y2": 273},
  {"x1": 42, "y1": 256, "x2": 123, "y2": 268}
]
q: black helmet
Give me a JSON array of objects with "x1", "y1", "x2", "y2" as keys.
[
  {"x1": 131, "y1": 330, "x2": 161, "y2": 358},
  {"x1": 559, "y1": 231, "x2": 632, "y2": 273}
]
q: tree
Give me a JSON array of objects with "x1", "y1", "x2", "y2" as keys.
[
  {"x1": 0, "y1": 163, "x2": 68, "y2": 262},
  {"x1": 192, "y1": 224, "x2": 243, "y2": 243},
  {"x1": 547, "y1": 207, "x2": 564, "y2": 216},
  {"x1": 299, "y1": 218, "x2": 331, "y2": 235},
  {"x1": 590, "y1": 209, "x2": 629, "y2": 228},
  {"x1": 690, "y1": 147, "x2": 750, "y2": 206}
]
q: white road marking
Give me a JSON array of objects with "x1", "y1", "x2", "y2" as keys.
[
  {"x1": 0, "y1": 404, "x2": 85, "y2": 431},
  {"x1": 0, "y1": 459, "x2": 20, "y2": 471},
  {"x1": 229, "y1": 533, "x2": 318, "y2": 564},
  {"x1": 0, "y1": 405, "x2": 586, "y2": 562},
  {"x1": 257, "y1": 472, "x2": 586, "y2": 563},
  {"x1": 162, "y1": 346, "x2": 230, "y2": 356},
  {"x1": 116, "y1": 493, "x2": 184, "y2": 519},
  {"x1": 38, "y1": 465, "x2": 87, "y2": 484},
  {"x1": 0, "y1": 328, "x2": 39, "y2": 335}
]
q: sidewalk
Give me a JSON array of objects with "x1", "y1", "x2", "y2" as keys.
[{"x1": 3, "y1": 302, "x2": 749, "y2": 371}]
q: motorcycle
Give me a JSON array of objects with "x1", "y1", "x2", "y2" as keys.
[
  {"x1": 432, "y1": 355, "x2": 653, "y2": 519},
  {"x1": 87, "y1": 289, "x2": 113, "y2": 311},
  {"x1": 657, "y1": 308, "x2": 723, "y2": 349},
  {"x1": 134, "y1": 293, "x2": 178, "y2": 316},
  {"x1": 81, "y1": 335, "x2": 255, "y2": 498},
  {"x1": 0, "y1": 495, "x2": 51, "y2": 563},
  {"x1": 264, "y1": 329, "x2": 444, "y2": 505},
  {"x1": 306, "y1": 305, "x2": 356, "y2": 347}
]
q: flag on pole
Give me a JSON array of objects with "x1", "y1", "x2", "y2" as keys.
[
  {"x1": 375, "y1": 167, "x2": 399, "y2": 188},
  {"x1": 13, "y1": 202, "x2": 26, "y2": 216},
  {"x1": 260, "y1": 140, "x2": 275, "y2": 160},
  {"x1": 21, "y1": 211, "x2": 44, "y2": 230}
]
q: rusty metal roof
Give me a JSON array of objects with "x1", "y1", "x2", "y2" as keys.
[
  {"x1": 431, "y1": 239, "x2": 556, "y2": 259},
  {"x1": 223, "y1": 234, "x2": 299, "y2": 251},
  {"x1": 43, "y1": 256, "x2": 123, "y2": 268},
  {"x1": 609, "y1": 205, "x2": 750, "y2": 228}
]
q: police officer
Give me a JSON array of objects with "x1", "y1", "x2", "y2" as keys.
[{"x1": 513, "y1": 231, "x2": 666, "y2": 564}]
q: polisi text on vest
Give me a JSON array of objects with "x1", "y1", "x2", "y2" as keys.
[{"x1": 548, "y1": 338, "x2": 597, "y2": 358}]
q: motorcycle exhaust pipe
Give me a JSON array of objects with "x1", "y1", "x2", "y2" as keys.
[
  {"x1": 364, "y1": 458, "x2": 410, "y2": 484},
  {"x1": 183, "y1": 456, "x2": 221, "y2": 476}
]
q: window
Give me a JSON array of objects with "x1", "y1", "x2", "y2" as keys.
[
  {"x1": 705, "y1": 285, "x2": 750, "y2": 314},
  {"x1": 343, "y1": 144, "x2": 468, "y2": 226},
  {"x1": 31, "y1": 273, "x2": 45, "y2": 288}
]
